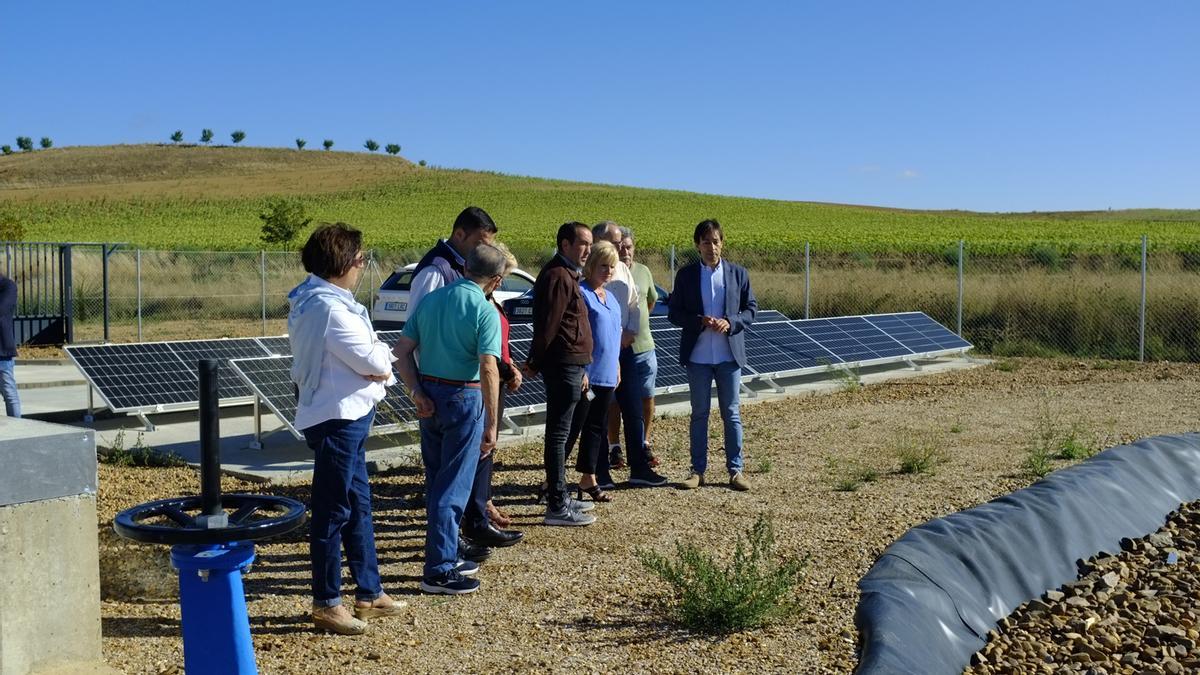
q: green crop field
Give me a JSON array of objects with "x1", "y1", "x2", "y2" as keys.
[{"x1": 2, "y1": 145, "x2": 1198, "y2": 255}]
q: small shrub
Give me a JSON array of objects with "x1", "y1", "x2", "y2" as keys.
[
  {"x1": 231, "y1": 130, "x2": 246, "y2": 144},
  {"x1": 101, "y1": 430, "x2": 186, "y2": 468},
  {"x1": 1030, "y1": 244, "x2": 1061, "y2": 270},
  {"x1": 949, "y1": 419, "x2": 965, "y2": 433},
  {"x1": 855, "y1": 465, "x2": 879, "y2": 483},
  {"x1": 1, "y1": 145, "x2": 12, "y2": 155},
  {"x1": 895, "y1": 433, "x2": 946, "y2": 475},
  {"x1": 364, "y1": 139, "x2": 379, "y2": 152},
  {"x1": 992, "y1": 359, "x2": 1019, "y2": 372},
  {"x1": 16, "y1": 136, "x2": 33, "y2": 152},
  {"x1": 39, "y1": 136, "x2": 52, "y2": 149},
  {"x1": 636, "y1": 514, "x2": 806, "y2": 633},
  {"x1": 833, "y1": 477, "x2": 861, "y2": 492},
  {"x1": 322, "y1": 139, "x2": 334, "y2": 151},
  {"x1": 200, "y1": 128, "x2": 214, "y2": 144},
  {"x1": 295, "y1": 138, "x2": 306, "y2": 150},
  {"x1": 418, "y1": 159, "x2": 427, "y2": 167},
  {"x1": 1024, "y1": 445, "x2": 1054, "y2": 478},
  {"x1": 385, "y1": 143, "x2": 401, "y2": 155},
  {"x1": 170, "y1": 130, "x2": 183, "y2": 144},
  {"x1": 756, "y1": 457, "x2": 773, "y2": 474},
  {"x1": 259, "y1": 198, "x2": 312, "y2": 249},
  {"x1": 834, "y1": 366, "x2": 861, "y2": 393}
]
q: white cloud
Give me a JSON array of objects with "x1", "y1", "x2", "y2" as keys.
[{"x1": 899, "y1": 169, "x2": 920, "y2": 179}]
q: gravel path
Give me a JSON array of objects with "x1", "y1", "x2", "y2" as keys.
[{"x1": 96, "y1": 358, "x2": 1200, "y2": 674}]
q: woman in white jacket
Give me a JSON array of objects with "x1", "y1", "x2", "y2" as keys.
[{"x1": 288, "y1": 223, "x2": 406, "y2": 635}]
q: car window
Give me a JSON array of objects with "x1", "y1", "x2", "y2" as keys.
[
  {"x1": 380, "y1": 271, "x2": 413, "y2": 291},
  {"x1": 501, "y1": 274, "x2": 534, "y2": 294}
]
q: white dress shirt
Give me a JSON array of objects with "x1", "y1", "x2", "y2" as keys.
[
  {"x1": 606, "y1": 261, "x2": 642, "y2": 335},
  {"x1": 690, "y1": 259, "x2": 735, "y2": 365}
]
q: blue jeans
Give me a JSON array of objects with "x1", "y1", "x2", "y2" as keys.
[
  {"x1": 419, "y1": 380, "x2": 483, "y2": 578},
  {"x1": 304, "y1": 409, "x2": 382, "y2": 607},
  {"x1": 0, "y1": 359, "x2": 20, "y2": 418},
  {"x1": 614, "y1": 348, "x2": 649, "y2": 473},
  {"x1": 685, "y1": 361, "x2": 744, "y2": 475}
]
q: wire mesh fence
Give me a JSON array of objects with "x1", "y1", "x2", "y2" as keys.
[{"x1": 54, "y1": 240, "x2": 1200, "y2": 362}]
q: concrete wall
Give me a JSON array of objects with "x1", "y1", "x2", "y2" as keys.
[{"x1": 0, "y1": 418, "x2": 104, "y2": 675}]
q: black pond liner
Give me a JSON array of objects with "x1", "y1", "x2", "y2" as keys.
[{"x1": 854, "y1": 432, "x2": 1200, "y2": 674}]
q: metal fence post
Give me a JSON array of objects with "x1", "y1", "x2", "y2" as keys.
[
  {"x1": 804, "y1": 242, "x2": 811, "y2": 319},
  {"x1": 102, "y1": 244, "x2": 112, "y2": 342},
  {"x1": 669, "y1": 244, "x2": 676, "y2": 288},
  {"x1": 63, "y1": 244, "x2": 74, "y2": 344},
  {"x1": 957, "y1": 239, "x2": 964, "y2": 336},
  {"x1": 1139, "y1": 235, "x2": 1147, "y2": 362},
  {"x1": 136, "y1": 249, "x2": 143, "y2": 341},
  {"x1": 260, "y1": 250, "x2": 268, "y2": 336}
]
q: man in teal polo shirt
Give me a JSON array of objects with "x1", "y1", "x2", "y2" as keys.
[{"x1": 393, "y1": 244, "x2": 505, "y2": 595}]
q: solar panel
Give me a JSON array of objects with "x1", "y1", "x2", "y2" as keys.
[
  {"x1": 256, "y1": 336, "x2": 292, "y2": 356},
  {"x1": 792, "y1": 317, "x2": 912, "y2": 363},
  {"x1": 166, "y1": 339, "x2": 270, "y2": 399},
  {"x1": 68, "y1": 342, "x2": 199, "y2": 412},
  {"x1": 863, "y1": 312, "x2": 971, "y2": 355},
  {"x1": 744, "y1": 321, "x2": 842, "y2": 375},
  {"x1": 229, "y1": 356, "x2": 300, "y2": 434}
]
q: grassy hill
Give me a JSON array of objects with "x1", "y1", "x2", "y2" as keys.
[{"x1": 2, "y1": 144, "x2": 1197, "y2": 255}]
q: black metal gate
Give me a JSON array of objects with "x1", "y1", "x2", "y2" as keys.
[{"x1": 2, "y1": 242, "x2": 72, "y2": 345}]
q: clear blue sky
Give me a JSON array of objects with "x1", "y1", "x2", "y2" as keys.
[{"x1": 3, "y1": 2, "x2": 1197, "y2": 212}]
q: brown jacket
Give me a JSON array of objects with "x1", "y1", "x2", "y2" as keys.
[{"x1": 527, "y1": 254, "x2": 593, "y2": 371}]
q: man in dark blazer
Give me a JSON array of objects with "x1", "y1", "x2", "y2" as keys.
[{"x1": 668, "y1": 219, "x2": 757, "y2": 491}]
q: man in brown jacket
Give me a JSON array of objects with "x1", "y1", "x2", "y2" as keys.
[{"x1": 524, "y1": 222, "x2": 597, "y2": 526}]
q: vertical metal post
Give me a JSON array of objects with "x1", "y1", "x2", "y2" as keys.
[
  {"x1": 135, "y1": 249, "x2": 143, "y2": 341},
  {"x1": 198, "y1": 359, "x2": 223, "y2": 517},
  {"x1": 957, "y1": 239, "x2": 964, "y2": 336},
  {"x1": 63, "y1": 245, "x2": 74, "y2": 344},
  {"x1": 669, "y1": 244, "x2": 676, "y2": 288},
  {"x1": 260, "y1": 251, "x2": 267, "y2": 336},
  {"x1": 804, "y1": 242, "x2": 811, "y2": 319},
  {"x1": 102, "y1": 245, "x2": 111, "y2": 342},
  {"x1": 1139, "y1": 235, "x2": 1147, "y2": 362}
]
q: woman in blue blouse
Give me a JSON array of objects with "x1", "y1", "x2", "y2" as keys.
[{"x1": 570, "y1": 241, "x2": 623, "y2": 502}]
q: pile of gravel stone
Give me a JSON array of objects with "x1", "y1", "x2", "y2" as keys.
[{"x1": 966, "y1": 500, "x2": 1200, "y2": 675}]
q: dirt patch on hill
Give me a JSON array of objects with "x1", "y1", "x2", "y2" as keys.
[{"x1": 96, "y1": 357, "x2": 1200, "y2": 673}]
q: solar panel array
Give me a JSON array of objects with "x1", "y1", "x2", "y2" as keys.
[
  {"x1": 67, "y1": 336, "x2": 284, "y2": 412},
  {"x1": 68, "y1": 310, "x2": 971, "y2": 441}
]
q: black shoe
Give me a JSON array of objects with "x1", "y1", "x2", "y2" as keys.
[
  {"x1": 420, "y1": 569, "x2": 480, "y2": 595},
  {"x1": 458, "y1": 536, "x2": 493, "y2": 563},
  {"x1": 463, "y1": 522, "x2": 524, "y2": 548},
  {"x1": 628, "y1": 469, "x2": 669, "y2": 487}
]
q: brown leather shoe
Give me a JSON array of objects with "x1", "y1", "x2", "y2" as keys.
[
  {"x1": 313, "y1": 605, "x2": 367, "y2": 635},
  {"x1": 679, "y1": 472, "x2": 704, "y2": 490},
  {"x1": 729, "y1": 471, "x2": 751, "y2": 492}
]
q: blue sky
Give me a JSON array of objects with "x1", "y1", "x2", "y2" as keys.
[{"x1": 3, "y1": 2, "x2": 1197, "y2": 212}]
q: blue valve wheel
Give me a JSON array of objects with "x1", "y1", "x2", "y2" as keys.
[{"x1": 114, "y1": 494, "x2": 306, "y2": 545}]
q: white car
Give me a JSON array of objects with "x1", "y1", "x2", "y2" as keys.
[{"x1": 370, "y1": 262, "x2": 537, "y2": 329}]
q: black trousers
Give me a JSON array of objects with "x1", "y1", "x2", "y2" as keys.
[
  {"x1": 567, "y1": 385, "x2": 616, "y2": 477},
  {"x1": 542, "y1": 363, "x2": 584, "y2": 511}
]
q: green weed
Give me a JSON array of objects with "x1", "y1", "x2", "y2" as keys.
[
  {"x1": 637, "y1": 514, "x2": 807, "y2": 633},
  {"x1": 100, "y1": 429, "x2": 186, "y2": 468},
  {"x1": 895, "y1": 433, "x2": 947, "y2": 475}
]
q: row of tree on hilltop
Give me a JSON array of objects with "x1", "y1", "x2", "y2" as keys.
[
  {"x1": 168, "y1": 129, "x2": 404, "y2": 155},
  {"x1": 2, "y1": 137, "x2": 52, "y2": 154}
]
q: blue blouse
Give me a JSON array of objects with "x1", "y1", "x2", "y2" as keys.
[{"x1": 581, "y1": 281, "x2": 621, "y2": 387}]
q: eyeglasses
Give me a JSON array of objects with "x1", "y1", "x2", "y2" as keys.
[{"x1": 352, "y1": 254, "x2": 367, "y2": 267}]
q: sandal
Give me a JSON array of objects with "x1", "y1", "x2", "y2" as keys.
[
  {"x1": 486, "y1": 500, "x2": 512, "y2": 528},
  {"x1": 576, "y1": 484, "x2": 613, "y2": 503}
]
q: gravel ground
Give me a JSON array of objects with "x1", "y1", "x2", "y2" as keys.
[
  {"x1": 966, "y1": 500, "x2": 1200, "y2": 675},
  {"x1": 96, "y1": 358, "x2": 1200, "y2": 674}
]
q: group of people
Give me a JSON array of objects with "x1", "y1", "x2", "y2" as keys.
[{"x1": 287, "y1": 208, "x2": 757, "y2": 634}]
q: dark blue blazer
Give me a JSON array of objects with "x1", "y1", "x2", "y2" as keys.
[{"x1": 667, "y1": 259, "x2": 757, "y2": 369}]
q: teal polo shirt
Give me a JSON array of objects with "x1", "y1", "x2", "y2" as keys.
[{"x1": 402, "y1": 277, "x2": 501, "y2": 381}]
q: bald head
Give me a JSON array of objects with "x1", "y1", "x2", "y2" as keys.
[{"x1": 592, "y1": 221, "x2": 623, "y2": 245}]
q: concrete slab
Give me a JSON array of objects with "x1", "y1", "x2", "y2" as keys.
[{"x1": 40, "y1": 355, "x2": 984, "y2": 485}]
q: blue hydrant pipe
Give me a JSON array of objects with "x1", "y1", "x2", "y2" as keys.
[{"x1": 171, "y1": 541, "x2": 258, "y2": 674}]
